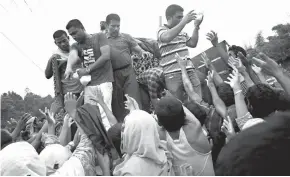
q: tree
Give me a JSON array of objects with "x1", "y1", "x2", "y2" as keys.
[
  {"x1": 1, "y1": 89, "x2": 54, "y2": 129},
  {"x1": 255, "y1": 31, "x2": 266, "y2": 50},
  {"x1": 263, "y1": 23, "x2": 290, "y2": 62}
]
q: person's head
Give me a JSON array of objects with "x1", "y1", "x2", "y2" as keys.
[
  {"x1": 165, "y1": 4, "x2": 184, "y2": 27},
  {"x1": 100, "y1": 21, "x2": 107, "y2": 33},
  {"x1": 1, "y1": 129, "x2": 12, "y2": 150},
  {"x1": 228, "y1": 45, "x2": 247, "y2": 58},
  {"x1": 216, "y1": 83, "x2": 235, "y2": 107},
  {"x1": 155, "y1": 95, "x2": 186, "y2": 132},
  {"x1": 184, "y1": 100, "x2": 207, "y2": 126},
  {"x1": 66, "y1": 19, "x2": 86, "y2": 43},
  {"x1": 53, "y1": 30, "x2": 70, "y2": 52},
  {"x1": 0, "y1": 142, "x2": 46, "y2": 176},
  {"x1": 107, "y1": 123, "x2": 122, "y2": 157},
  {"x1": 106, "y1": 13, "x2": 120, "y2": 37},
  {"x1": 228, "y1": 45, "x2": 248, "y2": 65},
  {"x1": 246, "y1": 84, "x2": 280, "y2": 118},
  {"x1": 39, "y1": 144, "x2": 72, "y2": 175},
  {"x1": 121, "y1": 110, "x2": 166, "y2": 163},
  {"x1": 215, "y1": 111, "x2": 290, "y2": 175}
]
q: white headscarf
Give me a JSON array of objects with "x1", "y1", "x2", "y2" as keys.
[
  {"x1": 242, "y1": 118, "x2": 265, "y2": 130},
  {"x1": 121, "y1": 110, "x2": 167, "y2": 163},
  {"x1": 114, "y1": 110, "x2": 173, "y2": 176},
  {"x1": 0, "y1": 142, "x2": 46, "y2": 176},
  {"x1": 39, "y1": 144, "x2": 72, "y2": 175}
]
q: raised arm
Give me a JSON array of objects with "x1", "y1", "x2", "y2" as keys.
[
  {"x1": 206, "y1": 31, "x2": 230, "y2": 64},
  {"x1": 89, "y1": 88, "x2": 118, "y2": 126},
  {"x1": 253, "y1": 53, "x2": 290, "y2": 96},
  {"x1": 237, "y1": 52, "x2": 261, "y2": 85},
  {"x1": 158, "y1": 10, "x2": 196, "y2": 43},
  {"x1": 11, "y1": 113, "x2": 31, "y2": 141},
  {"x1": 252, "y1": 64, "x2": 269, "y2": 85},
  {"x1": 201, "y1": 52, "x2": 224, "y2": 86},
  {"x1": 59, "y1": 114, "x2": 73, "y2": 146},
  {"x1": 228, "y1": 57, "x2": 255, "y2": 88},
  {"x1": 64, "y1": 48, "x2": 80, "y2": 79},
  {"x1": 176, "y1": 53, "x2": 203, "y2": 103},
  {"x1": 206, "y1": 71, "x2": 227, "y2": 118},
  {"x1": 225, "y1": 67, "x2": 252, "y2": 129},
  {"x1": 186, "y1": 14, "x2": 203, "y2": 48}
]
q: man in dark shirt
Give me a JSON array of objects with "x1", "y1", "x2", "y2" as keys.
[
  {"x1": 64, "y1": 19, "x2": 113, "y2": 176},
  {"x1": 105, "y1": 13, "x2": 150, "y2": 121},
  {"x1": 64, "y1": 19, "x2": 114, "y2": 131}
]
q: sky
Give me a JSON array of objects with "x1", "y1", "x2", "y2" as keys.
[{"x1": 0, "y1": 0, "x2": 289, "y2": 98}]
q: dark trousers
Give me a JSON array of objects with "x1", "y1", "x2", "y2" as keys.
[
  {"x1": 164, "y1": 69, "x2": 201, "y2": 102},
  {"x1": 112, "y1": 65, "x2": 142, "y2": 122}
]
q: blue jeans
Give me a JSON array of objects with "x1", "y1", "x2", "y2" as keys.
[{"x1": 164, "y1": 69, "x2": 201, "y2": 102}]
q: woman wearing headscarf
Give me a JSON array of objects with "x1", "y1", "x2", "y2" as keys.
[{"x1": 113, "y1": 110, "x2": 174, "y2": 176}]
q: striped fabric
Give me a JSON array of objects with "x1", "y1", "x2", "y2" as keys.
[{"x1": 157, "y1": 25, "x2": 194, "y2": 74}]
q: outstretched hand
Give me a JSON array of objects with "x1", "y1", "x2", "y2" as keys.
[
  {"x1": 201, "y1": 52, "x2": 211, "y2": 69},
  {"x1": 221, "y1": 116, "x2": 235, "y2": 142},
  {"x1": 124, "y1": 94, "x2": 140, "y2": 112},
  {"x1": 224, "y1": 66, "x2": 240, "y2": 90},
  {"x1": 205, "y1": 70, "x2": 215, "y2": 88},
  {"x1": 64, "y1": 92, "x2": 77, "y2": 117},
  {"x1": 206, "y1": 30, "x2": 218, "y2": 47},
  {"x1": 39, "y1": 107, "x2": 55, "y2": 125},
  {"x1": 63, "y1": 114, "x2": 75, "y2": 127},
  {"x1": 252, "y1": 52, "x2": 282, "y2": 77},
  {"x1": 194, "y1": 13, "x2": 204, "y2": 27},
  {"x1": 17, "y1": 113, "x2": 32, "y2": 130},
  {"x1": 176, "y1": 53, "x2": 187, "y2": 69},
  {"x1": 181, "y1": 10, "x2": 197, "y2": 25}
]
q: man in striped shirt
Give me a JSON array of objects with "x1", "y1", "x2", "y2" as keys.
[{"x1": 157, "y1": 4, "x2": 203, "y2": 102}]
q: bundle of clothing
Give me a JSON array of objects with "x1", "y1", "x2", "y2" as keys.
[{"x1": 132, "y1": 38, "x2": 161, "y2": 77}]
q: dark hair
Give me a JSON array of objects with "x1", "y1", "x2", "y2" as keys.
[
  {"x1": 106, "y1": 13, "x2": 120, "y2": 24},
  {"x1": 107, "y1": 123, "x2": 122, "y2": 157},
  {"x1": 100, "y1": 21, "x2": 106, "y2": 31},
  {"x1": 216, "y1": 83, "x2": 235, "y2": 107},
  {"x1": 1, "y1": 129, "x2": 12, "y2": 149},
  {"x1": 204, "y1": 109, "x2": 226, "y2": 164},
  {"x1": 228, "y1": 45, "x2": 247, "y2": 57},
  {"x1": 53, "y1": 30, "x2": 68, "y2": 40},
  {"x1": 246, "y1": 84, "x2": 290, "y2": 118},
  {"x1": 66, "y1": 19, "x2": 85, "y2": 30},
  {"x1": 155, "y1": 96, "x2": 186, "y2": 132},
  {"x1": 165, "y1": 4, "x2": 184, "y2": 20},
  {"x1": 215, "y1": 111, "x2": 290, "y2": 175},
  {"x1": 184, "y1": 100, "x2": 207, "y2": 126}
]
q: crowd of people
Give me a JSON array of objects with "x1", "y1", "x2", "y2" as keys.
[{"x1": 2, "y1": 3, "x2": 290, "y2": 176}]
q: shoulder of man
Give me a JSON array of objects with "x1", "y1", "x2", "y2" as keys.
[{"x1": 157, "y1": 25, "x2": 169, "y2": 33}]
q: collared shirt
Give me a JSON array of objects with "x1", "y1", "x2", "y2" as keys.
[
  {"x1": 137, "y1": 68, "x2": 165, "y2": 100},
  {"x1": 157, "y1": 25, "x2": 195, "y2": 75},
  {"x1": 106, "y1": 32, "x2": 138, "y2": 69}
]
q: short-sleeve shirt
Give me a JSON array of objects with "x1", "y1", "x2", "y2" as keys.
[
  {"x1": 157, "y1": 25, "x2": 195, "y2": 74},
  {"x1": 71, "y1": 33, "x2": 114, "y2": 86},
  {"x1": 137, "y1": 67, "x2": 165, "y2": 100},
  {"x1": 107, "y1": 33, "x2": 138, "y2": 70}
]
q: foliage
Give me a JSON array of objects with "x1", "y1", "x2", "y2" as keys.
[{"x1": 1, "y1": 89, "x2": 53, "y2": 129}]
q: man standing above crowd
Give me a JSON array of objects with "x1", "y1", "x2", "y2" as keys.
[
  {"x1": 45, "y1": 30, "x2": 83, "y2": 138},
  {"x1": 64, "y1": 19, "x2": 115, "y2": 131},
  {"x1": 157, "y1": 4, "x2": 203, "y2": 102},
  {"x1": 105, "y1": 13, "x2": 150, "y2": 121}
]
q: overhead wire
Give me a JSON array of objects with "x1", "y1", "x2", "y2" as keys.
[{"x1": 1, "y1": 32, "x2": 44, "y2": 73}]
